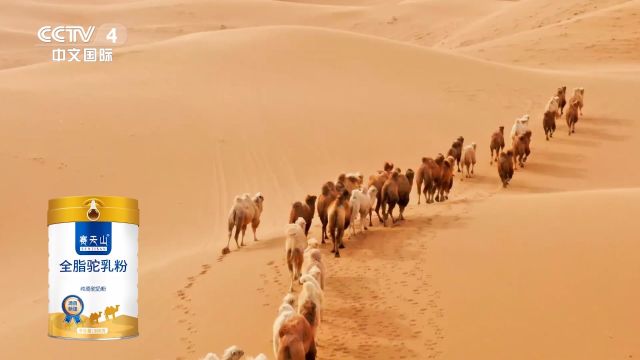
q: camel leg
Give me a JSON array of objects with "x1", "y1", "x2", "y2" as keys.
[
  {"x1": 227, "y1": 225, "x2": 234, "y2": 250},
  {"x1": 240, "y1": 224, "x2": 247, "y2": 246},
  {"x1": 389, "y1": 204, "x2": 396, "y2": 223},
  {"x1": 375, "y1": 198, "x2": 384, "y2": 223},
  {"x1": 233, "y1": 224, "x2": 241, "y2": 249},
  {"x1": 252, "y1": 219, "x2": 260, "y2": 241},
  {"x1": 368, "y1": 208, "x2": 373, "y2": 228},
  {"x1": 338, "y1": 228, "x2": 345, "y2": 249},
  {"x1": 306, "y1": 339, "x2": 317, "y2": 360},
  {"x1": 471, "y1": 163, "x2": 475, "y2": 175}
]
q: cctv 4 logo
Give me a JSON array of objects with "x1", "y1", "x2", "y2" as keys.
[{"x1": 38, "y1": 26, "x2": 118, "y2": 44}]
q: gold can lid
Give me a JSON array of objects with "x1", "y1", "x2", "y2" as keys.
[{"x1": 48, "y1": 196, "x2": 139, "y2": 225}]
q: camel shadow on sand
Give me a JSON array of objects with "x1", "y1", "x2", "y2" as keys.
[{"x1": 520, "y1": 161, "x2": 586, "y2": 179}]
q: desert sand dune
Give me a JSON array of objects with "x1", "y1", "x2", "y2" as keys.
[
  {"x1": 454, "y1": 0, "x2": 640, "y2": 70},
  {"x1": 1, "y1": 1, "x2": 639, "y2": 359}
]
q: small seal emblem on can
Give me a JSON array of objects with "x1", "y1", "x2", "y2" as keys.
[{"x1": 62, "y1": 295, "x2": 84, "y2": 324}]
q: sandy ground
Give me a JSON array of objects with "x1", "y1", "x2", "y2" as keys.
[{"x1": 0, "y1": 0, "x2": 639, "y2": 359}]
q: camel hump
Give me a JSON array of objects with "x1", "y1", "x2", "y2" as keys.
[{"x1": 291, "y1": 201, "x2": 304, "y2": 211}]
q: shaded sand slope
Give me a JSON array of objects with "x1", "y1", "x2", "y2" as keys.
[
  {"x1": 452, "y1": 0, "x2": 640, "y2": 70},
  {"x1": 430, "y1": 188, "x2": 640, "y2": 359},
  {"x1": 0, "y1": 26, "x2": 639, "y2": 359}
]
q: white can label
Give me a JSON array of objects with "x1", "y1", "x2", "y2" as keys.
[{"x1": 48, "y1": 221, "x2": 138, "y2": 339}]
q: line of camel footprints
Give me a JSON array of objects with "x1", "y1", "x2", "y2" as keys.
[
  {"x1": 88, "y1": 305, "x2": 120, "y2": 324},
  {"x1": 213, "y1": 86, "x2": 585, "y2": 360}
]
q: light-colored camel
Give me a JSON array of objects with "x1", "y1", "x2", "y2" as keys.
[
  {"x1": 285, "y1": 217, "x2": 307, "y2": 292},
  {"x1": 298, "y1": 274, "x2": 323, "y2": 328},
  {"x1": 272, "y1": 294, "x2": 296, "y2": 359},
  {"x1": 462, "y1": 143, "x2": 477, "y2": 178},
  {"x1": 225, "y1": 192, "x2": 264, "y2": 253},
  {"x1": 349, "y1": 185, "x2": 377, "y2": 235},
  {"x1": 570, "y1": 87, "x2": 585, "y2": 116}
]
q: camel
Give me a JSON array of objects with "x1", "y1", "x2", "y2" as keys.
[
  {"x1": 415, "y1": 154, "x2": 444, "y2": 204},
  {"x1": 88, "y1": 312, "x2": 101, "y2": 324},
  {"x1": 543, "y1": 110, "x2": 556, "y2": 140},
  {"x1": 104, "y1": 305, "x2": 119, "y2": 320},
  {"x1": 462, "y1": 143, "x2": 477, "y2": 178},
  {"x1": 298, "y1": 274, "x2": 323, "y2": 328},
  {"x1": 447, "y1": 136, "x2": 465, "y2": 172},
  {"x1": 368, "y1": 162, "x2": 394, "y2": 223},
  {"x1": 277, "y1": 305, "x2": 317, "y2": 360},
  {"x1": 273, "y1": 294, "x2": 297, "y2": 359},
  {"x1": 381, "y1": 170, "x2": 400, "y2": 226},
  {"x1": 349, "y1": 185, "x2": 377, "y2": 234},
  {"x1": 396, "y1": 168, "x2": 414, "y2": 221},
  {"x1": 512, "y1": 130, "x2": 532, "y2": 169},
  {"x1": 316, "y1": 182, "x2": 337, "y2": 244},
  {"x1": 438, "y1": 156, "x2": 455, "y2": 201},
  {"x1": 225, "y1": 192, "x2": 264, "y2": 253},
  {"x1": 303, "y1": 249, "x2": 325, "y2": 290},
  {"x1": 289, "y1": 195, "x2": 317, "y2": 236},
  {"x1": 566, "y1": 98, "x2": 580, "y2": 135},
  {"x1": 570, "y1": 87, "x2": 585, "y2": 116},
  {"x1": 328, "y1": 189, "x2": 350, "y2": 257},
  {"x1": 557, "y1": 86, "x2": 567, "y2": 115},
  {"x1": 497, "y1": 150, "x2": 514, "y2": 188},
  {"x1": 336, "y1": 173, "x2": 362, "y2": 195},
  {"x1": 545, "y1": 95, "x2": 560, "y2": 117},
  {"x1": 489, "y1": 126, "x2": 505, "y2": 165},
  {"x1": 285, "y1": 217, "x2": 307, "y2": 292},
  {"x1": 510, "y1": 115, "x2": 530, "y2": 144}
]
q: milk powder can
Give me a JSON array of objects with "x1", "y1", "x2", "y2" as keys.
[{"x1": 48, "y1": 196, "x2": 139, "y2": 340}]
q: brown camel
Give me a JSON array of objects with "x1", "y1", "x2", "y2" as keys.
[
  {"x1": 396, "y1": 168, "x2": 414, "y2": 221},
  {"x1": 543, "y1": 110, "x2": 556, "y2": 140},
  {"x1": 316, "y1": 182, "x2": 337, "y2": 244},
  {"x1": 289, "y1": 195, "x2": 317, "y2": 236},
  {"x1": 447, "y1": 136, "x2": 465, "y2": 172},
  {"x1": 381, "y1": 171, "x2": 400, "y2": 226},
  {"x1": 557, "y1": 86, "x2": 567, "y2": 115},
  {"x1": 512, "y1": 130, "x2": 532, "y2": 169},
  {"x1": 368, "y1": 162, "x2": 394, "y2": 223},
  {"x1": 276, "y1": 303, "x2": 317, "y2": 360},
  {"x1": 489, "y1": 126, "x2": 505, "y2": 165},
  {"x1": 415, "y1": 154, "x2": 444, "y2": 204},
  {"x1": 328, "y1": 189, "x2": 350, "y2": 257},
  {"x1": 438, "y1": 156, "x2": 455, "y2": 201},
  {"x1": 497, "y1": 150, "x2": 514, "y2": 188},
  {"x1": 566, "y1": 98, "x2": 580, "y2": 135}
]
